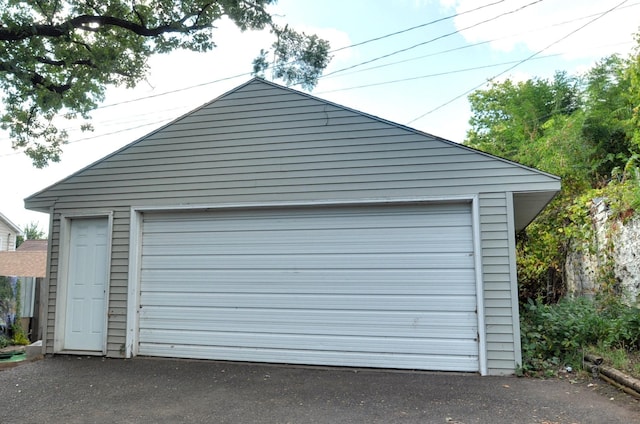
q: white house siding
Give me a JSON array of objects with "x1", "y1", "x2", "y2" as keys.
[
  {"x1": 28, "y1": 79, "x2": 560, "y2": 372},
  {"x1": 0, "y1": 219, "x2": 19, "y2": 251}
]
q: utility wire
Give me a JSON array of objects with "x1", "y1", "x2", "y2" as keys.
[
  {"x1": 95, "y1": 1, "x2": 509, "y2": 111},
  {"x1": 0, "y1": 118, "x2": 173, "y2": 158},
  {"x1": 315, "y1": 54, "x2": 561, "y2": 94},
  {"x1": 320, "y1": 1, "x2": 640, "y2": 80},
  {"x1": 406, "y1": 0, "x2": 630, "y2": 125},
  {"x1": 0, "y1": 1, "x2": 633, "y2": 153},
  {"x1": 320, "y1": 0, "x2": 545, "y2": 78},
  {"x1": 329, "y1": 0, "x2": 505, "y2": 53},
  {"x1": 97, "y1": 72, "x2": 250, "y2": 110},
  {"x1": 95, "y1": 0, "x2": 637, "y2": 109}
]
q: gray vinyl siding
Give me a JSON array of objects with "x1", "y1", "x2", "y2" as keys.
[
  {"x1": 479, "y1": 193, "x2": 520, "y2": 375},
  {"x1": 42, "y1": 209, "x2": 130, "y2": 358},
  {"x1": 43, "y1": 214, "x2": 60, "y2": 354},
  {"x1": 27, "y1": 80, "x2": 559, "y2": 213},
  {"x1": 28, "y1": 78, "x2": 559, "y2": 370}
]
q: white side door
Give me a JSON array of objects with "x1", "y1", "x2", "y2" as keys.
[{"x1": 64, "y1": 218, "x2": 109, "y2": 351}]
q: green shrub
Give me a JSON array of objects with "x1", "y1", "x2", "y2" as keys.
[
  {"x1": 11, "y1": 324, "x2": 30, "y2": 346},
  {"x1": 519, "y1": 296, "x2": 640, "y2": 376},
  {"x1": 0, "y1": 335, "x2": 10, "y2": 349}
]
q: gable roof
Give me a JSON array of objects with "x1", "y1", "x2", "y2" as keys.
[
  {"x1": 0, "y1": 212, "x2": 21, "y2": 234},
  {"x1": 25, "y1": 78, "x2": 560, "y2": 230},
  {"x1": 16, "y1": 239, "x2": 48, "y2": 252},
  {"x1": 0, "y1": 240, "x2": 47, "y2": 277}
]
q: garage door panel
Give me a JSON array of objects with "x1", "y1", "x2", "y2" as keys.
[
  {"x1": 138, "y1": 344, "x2": 480, "y2": 372},
  {"x1": 141, "y1": 253, "x2": 475, "y2": 270},
  {"x1": 140, "y1": 292, "x2": 477, "y2": 311},
  {"x1": 139, "y1": 308, "x2": 478, "y2": 339},
  {"x1": 141, "y1": 269, "x2": 477, "y2": 295},
  {"x1": 143, "y1": 206, "x2": 472, "y2": 232},
  {"x1": 138, "y1": 203, "x2": 480, "y2": 371},
  {"x1": 142, "y1": 227, "x2": 473, "y2": 253},
  {"x1": 139, "y1": 329, "x2": 479, "y2": 356}
]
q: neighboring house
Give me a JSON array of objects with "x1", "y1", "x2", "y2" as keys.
[
  {"x1": 24, "y1": 78, "x2": 560, "y2": 375},
  {"x1": 0, "y1": 239, "x2": 48, "y2": 341},
  {"x1": 0, "y1": 212, "x2": 21, "y2": 251}
]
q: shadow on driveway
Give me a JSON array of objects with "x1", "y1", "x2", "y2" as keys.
[{"x1": 1, "y1": 356, "x2": 639, "y2": 424}]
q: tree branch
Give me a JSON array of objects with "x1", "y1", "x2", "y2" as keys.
[
  {"x1": 0, "y1": 12, "x2": 213, "y2": 41},
  {"x1": 36, "y1": 56, "x2": 97, "y2": 68},
  {"x1": 0, "y1": 60, "x2": 73, "y2": 94},
  {"x1": 30, "y1": 72, "x2": 72, "y2": 94}
]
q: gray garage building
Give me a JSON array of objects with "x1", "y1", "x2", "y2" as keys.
[{"x1": 25, "y1": 78, "x2": 560, "y2": 375}]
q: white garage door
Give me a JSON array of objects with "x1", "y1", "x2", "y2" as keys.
[{"x1": 138, "y1": 203, "x2": 479, "y2": 371}]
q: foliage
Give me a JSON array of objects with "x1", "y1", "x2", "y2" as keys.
[
  {"x1": 467, "y1": 71, "x2": 581, "y2": 163},
  {"x1": 0, "y1": 335, "x2": 11, "y2": 349},
  {"x1": 628, "y1": 32, "x2": 640, "y2": 151},
  {"x1": 0, "y1": 0, "x2": 331, "y2": 167},
  {"x1": 0, "y1": 278, "x2": 29, "y2": 345},
  {"x1": 587, "y1": 346, "x2": 640, "y2": 380},
  {"x1": 519, "y1": 296, "x2": 640, "y2": 376},
  {"x1": 0, "y1": 276, "x2": 11, "y2": 301},
  {"x1": 16, "y1": 221, "x2": 46, "y2": 247},
  {"x1": 11, "y1": 323, "x2": 29, "y2": 346},
  {"x1": 581, "y1": 56, "x2": 634, "y2": 178},
  {"x1": 465, "y1": 43, "x2": 640, "y2": 300},
  {"x1": 0, "y1": 276, "x2": 13, "y2": 329},
  {"x1": 22, "y1": 221, "x2": 46, "y2": 240},
  {"x1": 517, "y1": 171, "x2": 640, "y2": 302}
]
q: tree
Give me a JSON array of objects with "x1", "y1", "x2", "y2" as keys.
[
  {"x1": 627, "y1": 33, "x2": 640, "y2": 151},
  {"x1": 16, "y1": 221, "x2": 46, "y2": 247},
  {"x1": 466, "y1": 71, "x2": 580, "y2": 163},
  {"x1": 582, "y1": 55, "x2": 634, "y2": 179},
  {"x1": 0, "y1": 0, "x2": 331, "y2": 167},
  {"x1": 464, "y1": 41, "x2": 640, "y2": 302}
]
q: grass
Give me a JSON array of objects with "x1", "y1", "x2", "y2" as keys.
[{"x1": 587, "y1": 346, "x2": 640, "y2": 380}]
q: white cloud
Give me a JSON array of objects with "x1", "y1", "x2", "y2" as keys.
[{"x1": 442, "y1": 0, "x2": 639, "y2": 59}]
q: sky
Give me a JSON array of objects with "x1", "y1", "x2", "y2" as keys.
[{"x1": 0, "y1": 0, "x2": 638, "y2": 234}]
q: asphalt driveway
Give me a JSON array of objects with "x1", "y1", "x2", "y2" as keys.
[{"x1": 1, "y1": 356, "x2": 639, "y2": 424}]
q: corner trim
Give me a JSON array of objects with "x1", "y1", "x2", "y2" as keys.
[
  {"x1": 472, "y1": 196, "x2": 488, "y2": 376},
  {"x1": 125, "y1": 209, "x2": 142, "y2": 358},
  {"x1": 506, "y1": 192, "x2": 523, "y2": 369}
]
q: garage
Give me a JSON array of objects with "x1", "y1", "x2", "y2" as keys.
[
  {"x1": 27, "y1": 78, "x2": 561, "y2": 374},
  {"x1": 137, "y1": 202, "x2": 480, "y2": 372}
]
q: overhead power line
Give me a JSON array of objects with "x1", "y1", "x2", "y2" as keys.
[
  {"x1": 329, "y1": 0, "x2": 506, "y2": 53},
  {"x1": 321, "y1": 2, "x2": 640, "y2": 81},
  {"x1": 315, "y1": 54, "x2": 562, "y2": 94},
  {"x1": 93, "y1": 0, "x2": 637, "y2": 113},
  {"x1": 320, "y1": 0, "x2": 545, "y2": 78},
  {"x1": 406, "y1": 0, "x2": 631, "y2": 125},
  {"x1": 97, "y1": 72, "x2": 250, "y2": 110},
  {"x1": 0, "y1": 1, "x2": 634, "y2": 154},
  {"x1": 96, "y1": 1, "x2": 509, "y2": 111}
]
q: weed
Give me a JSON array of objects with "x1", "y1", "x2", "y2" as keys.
[{"x1": 520, "y1": 296, "x2": 640, "y2": 377}]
